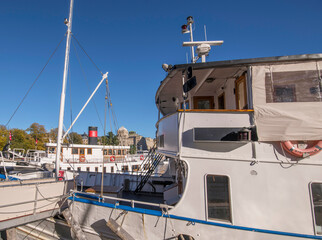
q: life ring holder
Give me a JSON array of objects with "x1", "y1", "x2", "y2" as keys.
[
  {"x1": 79, "y1": 155, "x2": 86, "y2": 162},
  {"x1": 110, "y1": 155, "x2": 115, "y2": 162},
  {"x1": 140, "y1": 155, "x2": 144, "y2": 160},
  {"x1": 281, "y1": 141, "x2": 322, "y2": 158}
]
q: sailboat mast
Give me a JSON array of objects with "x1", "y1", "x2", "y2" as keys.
[{"x1": 55, "y1": 0, "x2": 74, "y2": 178}]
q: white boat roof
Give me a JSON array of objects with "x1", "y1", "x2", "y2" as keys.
[{"x1": 45, "y1": 143, "x2": 130, "y2": 149}]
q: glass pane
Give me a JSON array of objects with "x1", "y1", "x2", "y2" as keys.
[
  {"x1": 207, "y1": 175, "x2": 231, "y2": 222},
  {"x1": 79, "y1": 148, "x2": 85, "y2": 154},
  {"x1": 72, "y1": 148, "x2": 78, "y2": 154},
  {"x1": 198, "y1": 100, "x2": 210, "y2": 109},
  {"x1": 312, "y1": 183, "x2": 322, "y2": 234}
]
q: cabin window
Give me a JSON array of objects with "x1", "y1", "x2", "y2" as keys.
[
  {"x1": 193, "y1": 96, "x2": 214, "y2": 109},
  {"x1": 158, "y1": 135, "x2": 164, "y2": 148},
  {"x1": 265, "y1": 70, "x2": 322, "y2": 103},
  {"x1": 103, "y1": 167, "x2": 106, "y2": 173},
  {"x1": 77, "y1": 167, "x2": 81, "y2": 172},
  {"x1": 108, "y1": 149, "x2": 112, "y2": 155},
  {"x1": 132, "y1": 165, "x2": 139, "y2": 172},
  {"x1": 122, "y1": 166, "x2": 129, "y2": 172},
  {"x1": 103, "y1": 149, "x2": 108, "y2": 155},
  {"x1": 86, "y1": 167, "x2": 90, "y2": 172},
  {"x1": 113, "y1": 150, "x2": 117, "y2": 155},
  {"x1": 87, "y1": 148, "x2": 92, "y2": 155},
  {"x1": 311, "y1": 182, "x2": 322, "y2": 235},
  {"x1": 72, "y1": 148, "x2": 78, "y2": 154},
  {"x1": 49, "y1": 147, "x2": 56, "y2": 154},
  {"x1": 111, "y1": 166, "x2": 114, "y2": 173},
  {"x1": 79, "y1": 148, "x2": 85, "y2": 155},
  {"x1": 206, "y1": 175, "x2": 231, "y2": 222},
  {"x1": 122, "y1": 150, "x2": 126, "y2": 155},
  {"x1": 95, "y1": 167, "x2": 98, "y2": 172},
  {"x1": 180, "y1": 101, "x2": 190, "y2": 110},
  {"x1": 67, "y1": 167, "x2": 71, "y2": 171},
  {"x1": 118, "y1": 150, "x2": 121, "y2": 155}
]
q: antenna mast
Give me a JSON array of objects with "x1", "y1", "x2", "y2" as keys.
[
  {"x1": 55, "y1": 0, "x2": 74, "y2": 179},
  {"x1": 181, "y1": 16, "x2": 223, "y2": 63}
]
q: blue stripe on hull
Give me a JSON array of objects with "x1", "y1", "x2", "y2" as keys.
[{"x1": 70, "y1": 195, "x2": 322, "y2": 239}]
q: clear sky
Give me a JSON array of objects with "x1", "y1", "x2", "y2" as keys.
[{"x1": 0, "y1": 0, "x2": 321, "y2": 138}]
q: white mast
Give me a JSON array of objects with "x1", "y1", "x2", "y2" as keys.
[{"x1": 55, "y1": 0, "x2": 74, "y2": 178}]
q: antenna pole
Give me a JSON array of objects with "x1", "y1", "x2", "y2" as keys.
[
  {"x1": 189, "y1": 22, "x2": 195, "y2": 63},
  {"x1": 55, "y1": 0, "x2": 74, "y2": 179}
]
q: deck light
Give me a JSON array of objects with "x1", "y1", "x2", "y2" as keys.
[{"x1": 187, "y1": 16, "x2": 194, "y2": 24}]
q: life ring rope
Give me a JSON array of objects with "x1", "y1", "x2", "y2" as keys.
[{"x1": 281, "y1": 141, "x2": 322, "y2": 158}]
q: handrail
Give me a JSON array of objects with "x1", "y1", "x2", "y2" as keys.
[
  {"x1": 73, "y1": 190, "x2": 174, "y2": 210},
  {"x1": 177, "y1": 109, "x2": 254, "y2": 112}
]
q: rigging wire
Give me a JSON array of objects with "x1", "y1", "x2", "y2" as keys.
[
  {"x1": 71, "y1": 33, "x2": 103, "y2": 76},
  {"x1": 71, "y1": 38, "x2": 104, "y2": 130},
  {"x1": 5, "y1": 33, "x2": 67, "y2": 128}
]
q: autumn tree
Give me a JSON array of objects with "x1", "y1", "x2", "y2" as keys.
[
  {"x1": 101, "y1": 132, "x2": 119, "y2": 146},
  {"x1": 0, "y1": 125, "x2": 8, "y2": 151},
  {"x1": 67, "y1": 132, "x2": 83, "y2": 144},
  {"x1": 26, "y1": 123, "x2": 47, "y2": 150}
]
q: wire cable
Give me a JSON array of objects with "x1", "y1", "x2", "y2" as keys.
[{"x1": 5, "y1": 33, "x2": 66, "y2": 127}]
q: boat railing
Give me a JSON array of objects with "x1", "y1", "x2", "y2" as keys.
[{"x1": 72, "y1": 190, "x2": 174, "y2": 211}]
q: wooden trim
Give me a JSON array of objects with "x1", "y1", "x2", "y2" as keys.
[
  {"x1": 178, "y1": 109, "x2": 254, "y2": 112},
  {"x1": 235, "y1": 75, "x2": 247, "y2": 109}
]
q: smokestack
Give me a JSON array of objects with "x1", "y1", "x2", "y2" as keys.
[{"x1": 88, "y1": 126, "x2": 98, "y2": 145}]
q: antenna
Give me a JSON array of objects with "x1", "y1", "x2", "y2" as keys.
[
  {"x1": 204, "y1": 25, "x2": 207, "y2": 41},
  {"x1": 181, "y1": 17, "x2": 223, "y2": 63}
]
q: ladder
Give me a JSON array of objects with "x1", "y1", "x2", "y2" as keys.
[{"x1": 134, "y1": 148, "x2": 163, "y2": 193}]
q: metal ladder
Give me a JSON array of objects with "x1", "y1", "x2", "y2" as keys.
[{"x1": 134, "y1": 148, "x2": 163, "y2": 193}]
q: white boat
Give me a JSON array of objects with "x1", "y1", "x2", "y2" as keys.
[{"x1": 66, "y1": 17, "x2": 322, "y2": 239}]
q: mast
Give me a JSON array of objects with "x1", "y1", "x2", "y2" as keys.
[{"x1": 55, "y1": 0, "x2": 74, "y2": 178}]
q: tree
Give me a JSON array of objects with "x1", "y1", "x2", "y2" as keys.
[
  {"x1": 0, "y1": 125, "x2": 8, "y2": 151},
  {"x1": 130, "y1": 145, "x2": 136, "y2": 154},
  {"x1": 67, "y1": 132, "x2": 83, "y2": 144},
  {"x1": 101, "y1": 132, "x2": 119, "y2": 146},
  {"x1": 26, "y1": 123, "x2": 47, "y2": 150},
  {"x1": 10, "y1": 128, "x2": 35, "y2": 151}
]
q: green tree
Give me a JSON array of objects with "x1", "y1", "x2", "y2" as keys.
[
  {"x1": 67, "y1": 132, "x2": 83, "y2": 144},
  {"x1": 130, "y1": 145, "x2": 136, "y2": 154},
  {"x1": 0, "y1": 125, "x2": 9, "y2": 151},
  {"x1": 101, "y1": 132, "x2": 119, "y2": 146},
  {"x1": 10, "y1": 128, "x2": 35, "y2": 151},
  {"x1": 26, "y1": 123, "x2": 47, "y2": 150}
]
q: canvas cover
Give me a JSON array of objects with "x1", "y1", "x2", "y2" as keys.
[{"x1": 252, "y1": 61, "x2": 322, "y2": 141}]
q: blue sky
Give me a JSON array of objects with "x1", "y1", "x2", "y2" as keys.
[{"x1": 0, "y1": 0, "x2": 321, "y2": 138}]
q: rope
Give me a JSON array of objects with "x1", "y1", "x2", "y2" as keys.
[{"x1": 5, "y1": 33, "x2": 66, "y2": 127}]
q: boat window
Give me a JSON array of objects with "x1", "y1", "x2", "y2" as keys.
[
  {"x1": 132, "y1": 165, "x2": 139, "y2": 171},
  {"x1": 157, "y1": 135, "x2": 164, "y2": 148},
  {"x1": 77, "y1": 167, "x2": 81, "y2": 172},
  {"x1": 86, "y1": 167, "x2": 90, "y2": 172},
  {"x1": 72, "y1": 148, "x2": 78, "y2": 154},
  {"x1": 193, "y1": 96, "x2": 214, "y2": 109},
  {"x1": 87, "y1": 148, "x2": 92, "y2": 155},
  {"x1": 111, "y1": 166, "x2": 114, "y2": 173},
  {"x1": 265, "y1": 70, "x2": 322, "y2": 103},
  {"x1": 122, "y1": 150, "x2": 126, "y2": 155},
  {"x1": 79, "y1": 148, "x2": 85, "y2": 155},
  {"x1": 103, "y1": 167, "x2": 106, "y2": 173},
  {"x1": 118, "y1": 150, "x2": 121, "y2": 155},
  {"x1": 206, "y1": 175, "x2": 231, "y2": 222},
  {"x1": 67, "y1": 167, "x2": 71, "y2": 171},
  {"x1": 122, "y1": 166, "x2": 129, "y2": 172},
  {"x1": 235, "y1": 75, "x2": 248, "y2": 109},
  {"x1": 311, "y1": 182, "x2": 322, "y2": 235},
  {"x1": 108, "y1": 149, "x2": 112, "y2": 155},
  {"x1": 95, "y1": 167, "x2": 98, "y2": 172},
  {"x1": 49, "y1": 147, "x2": 56, "y2": 154}
]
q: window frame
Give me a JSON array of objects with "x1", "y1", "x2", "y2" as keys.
[
  {"x1": 72, "y1": 148, "x2": 79, "y2": 155},
  {"x1": 310, "y1": 181, "x2": 322, "y2": 235},
  {"x1": 205, "y1": 174, "x2": 233, "y2": 224},
  {"x1": 87, "y1": 148, "x2": 92, "y2": 155}
]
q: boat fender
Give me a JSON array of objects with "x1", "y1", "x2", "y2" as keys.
[
  {"x1": 281, "y1": 141, "x2": 322, "y2": 158},
  {"x1": 140, "y1": 155, "x2": 144, "y2": 160},
  {"x1": 110, "y1": 155, "x2": 115, "y2": 162}
]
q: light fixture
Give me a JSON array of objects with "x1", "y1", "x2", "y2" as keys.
[
  {"x1": 205, "y1": 77, "x2": 215, "y2": 83},
  {"x1": 187, "y1": 16, "x2": 194, "y2": 24},
  {"x1": 181, "y1": 24, "x2": 189, "y2": 34},
  {"x1": 162, "y1": 63, "x2": 173, "y2": 72}
]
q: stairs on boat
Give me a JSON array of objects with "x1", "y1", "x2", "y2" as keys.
[{"x1": 134, "y1": 148, "x2": 164, "y2": 193}]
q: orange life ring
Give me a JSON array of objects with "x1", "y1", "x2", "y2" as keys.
[
  {"x1": 140, "y1": 155, "x2": 144, "y2": 160},
  {"x1": 110, "y1": 155, "x2": 115, "y2": 162},
  {"x1": 79, "y1": 155, "x2": 86, "y2": 162},
  {"x1": 281, "y1": 141, "x2": 322, "y2": 158}
]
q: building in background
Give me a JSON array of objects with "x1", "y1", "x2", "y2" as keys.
[{"x1": 117, "y1": 126, "x2": 154, "y2": 151}]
